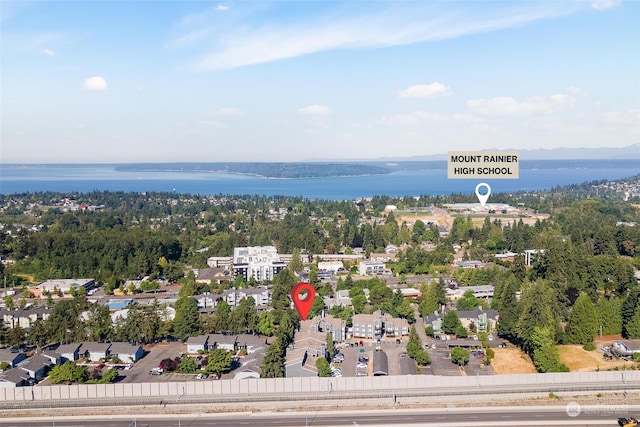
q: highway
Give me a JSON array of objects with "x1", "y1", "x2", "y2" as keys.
[{"x1": 1, "y1": 406, "x2": 636, "y2": 427}]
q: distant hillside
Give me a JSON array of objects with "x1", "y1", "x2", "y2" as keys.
[
  {"x1": 115, "y1": 162, "x2": 390, "y2": 178},
  {"x1": 368, "y1": 144, "x2": 640, "y2": 161}
]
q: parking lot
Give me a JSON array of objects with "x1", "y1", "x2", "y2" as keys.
[{"x1": 118, "y1": 341, "x2": 188, "y2": 383}]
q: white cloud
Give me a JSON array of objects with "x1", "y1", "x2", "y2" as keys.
[
  {"x1": 42, "y1": 48, "x2": 55, "y2": 57},
  {"x1": 298, "y1": 104, "x2": 331, "y2": 115},
  {"x1": 216, "y1": 5, "x2": 229, "y2": 11},
  {"x1": 83, "y1": 76, "x2": 108, "y2": 91},
  {"x1": 208, "y1": 107, "x2": 245, "y2": 117},
  {"x1": 602, "y1": 109, "x2": 640, "y2": 126},
  {"x1": 179, "y1": 2, "x2": 581, "y2": 70},
  {"x1": 397, "y1": 82, "x2": 451, "y2": 99},
  {"x1": 466, "y1": 93, "x2": 575, "y2": 116},
  {"x1": 591, "y1": 0, "x2": 621, "y2": 10}
]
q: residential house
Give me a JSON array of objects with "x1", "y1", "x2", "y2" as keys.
[
  {"x1": 0, "y1": 349, "x2": 26, "y2": 368},
  {"x1": 79, "y1": 342, "x2": 111, "y2": 361},
  {"x1": 0, "y1": 368, "x2": 30, "y2": 388},
  {"x1": 208, "y1": 334, "x2": 237, "y2": 352},
  {"x1": 186, "y1": 335, "x2": 209, "y2": 354},
  {"x1": 18, "y1": 354, "x2": 54, "y2": 379},
  {"x1": 55, "y1": 343, "x2": 81, "y2": 362},
  {"x1": 108, "y1": 342, "x2": 144, "y2": 363}
]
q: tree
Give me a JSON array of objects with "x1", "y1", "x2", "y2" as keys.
[
  {"x1": 159, "y1": 357, "x2": 180, "y2": 372},
  {"x1": 7, "y1": 326, "x2": 26, "y2": 348},
  {"x1": 564, "y1": 294, "x2": 598, "y2": 344},
  {"x1": 419, "y1": 280, "x2": 446, "y2": 317},
  {"x1": 206, "y1": 349, "x2": 232, "y2": 377},
  {"x1": 406, "y1": 325, "x2": 421, "y2": 359},
  {"x1": 414, "y1": 349, "x2": 431, "y2": 366},
  {"x1": 210, "y1": 300, "x2": 231, "y2": 333},
  {"x1": 495, "y1": 276, "x2": 520, "y2": 343},
  {"x1": 49, "y1": 361, "x2": 89, "y2": 384},
  {"x1": 530, "y1": 326, "x2": 568, "y2": 373},
  {"x1": 261, "y1": 337, "x2": 285, "y2": 378},
  {"x1": 173, "y1": 296, "x2": 200, "y2": 339},
  {"x1": 257, "y1": 310, "x2": 276, "y2": 336},
  {"x1": 456, "y1": 290, "x2": 480, "y2": 311},
  {"x1": 442, "y1": 311, "x2": 462, "y2": 335},
  {"x1": 289, "y1": 248, "x2": 304, "y2": 274},
  {"x1": 85, "y1": 304, "x2": 113, "y2": 342},
  {"x1": 450, "y1": 347, "x2": 469, "y2": 366},
  {"x1": 624, "y1": 306, "x2": 640, "y2": 339},
  {"x1": 326, "y1": 332, "x2": 335, "y2": 361},
  {"x1": 178, "y1": 357, "x2": 198, "y2": 373},
  {"x1": 316, "y1": 357, "x2": 331, "y2": 377},
  {"x1": 515, "y1": 279, "x2": 559, "y2": 352}
]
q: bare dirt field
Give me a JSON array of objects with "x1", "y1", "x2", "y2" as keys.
[
  {"x1": 559, "y1": 344, "x2": 637, "y2": 372},
  {"x1": 396, "y1": 214, "x2": 454, "y2": 228},
  {"x1": 490, "y1": 347, "x2": 537, "y2": 374}
]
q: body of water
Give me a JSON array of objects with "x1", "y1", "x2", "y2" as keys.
[{"x1": 1, "y1": 161, "x2": 638, "y2": 200}]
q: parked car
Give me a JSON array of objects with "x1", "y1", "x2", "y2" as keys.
[
  {"x1": 124, "y1": 364, "x2": 133, "y2": 371},
  {"x1": 357, "y1": 362, "x2": 367, "y2": 368},
  {"x1": 356, "y1": 371, "x2": 368, "y2": 376},
  {"x1": 196, "y1": 373, "x2": 208, "y2": 380}
]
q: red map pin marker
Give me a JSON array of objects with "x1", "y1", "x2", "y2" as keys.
[{"x1": 291, "y1": 282, "x2": 315, "y2": 320}]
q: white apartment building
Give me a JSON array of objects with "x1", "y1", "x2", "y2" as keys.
[{"x1": 232, "y1": 246, "x2": 287, "y2": 283}]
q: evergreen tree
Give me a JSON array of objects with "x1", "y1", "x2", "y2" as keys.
[
  {"x1": 442, "y1": 311, "x2": 462, "y2": 335},
  {"x1": 173, "y1": 296, "x2": 200, "y2": 339},
  {"x1": 496, "y1": 276, "x2": 520, "y2": 343},
  {"x1": 624, "y1": 304, "x2": 640, "y2": 339},
  {"x1": 564, "y1": 294, "x2": 598, "y2": 344},
  {"x1": 515, "y1": 279, "x2": 559, "y2": 352},
  {"x1": 257, "y1": 310, "x2": 276, "y2": 336},
  {"x1": 316, "y1": 357, "x2": 331, "y2": 377}
]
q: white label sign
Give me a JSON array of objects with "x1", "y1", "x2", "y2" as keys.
[{"x1": 448, "y1": 151, "x2": 519, "y2": 179}]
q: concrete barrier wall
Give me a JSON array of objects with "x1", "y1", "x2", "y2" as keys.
[{"x1": 0, "y1": 371, "x2": 638, "y2": 402}]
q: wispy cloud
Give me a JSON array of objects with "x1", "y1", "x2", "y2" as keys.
[
  {"x1": 42, "y1": 48, "x2": 55, "y2": 57},
  {"x1": 466, "y1": 93, "x2": 575, "y2": 116},
  {"x1": 170, "y1": 1, "x2": 583, "y2": 71},
  {"x1": 591, "y1": 0, "x2": 621, "y2": 10},
  {"x1": 298, "y1": 104, "x2": 331, "y2": 115},
  {"x1": 397, "y1": 83, "x2": 451, "y2": 99}
]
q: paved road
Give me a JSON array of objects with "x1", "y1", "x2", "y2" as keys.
[{"x1": 2, "y1": 406, "x2": 632, "y2": 426}]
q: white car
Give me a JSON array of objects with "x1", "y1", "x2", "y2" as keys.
[
  {"x1": 124, "y1": 364, "x2": 133, "y2": 371},
  {"x1": 357, "y1": 362, "x2": 367, "y2": 369}
]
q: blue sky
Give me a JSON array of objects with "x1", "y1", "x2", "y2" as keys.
[{"x1": 1, "y1": 0, "x2": 638, "y2": 163}]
